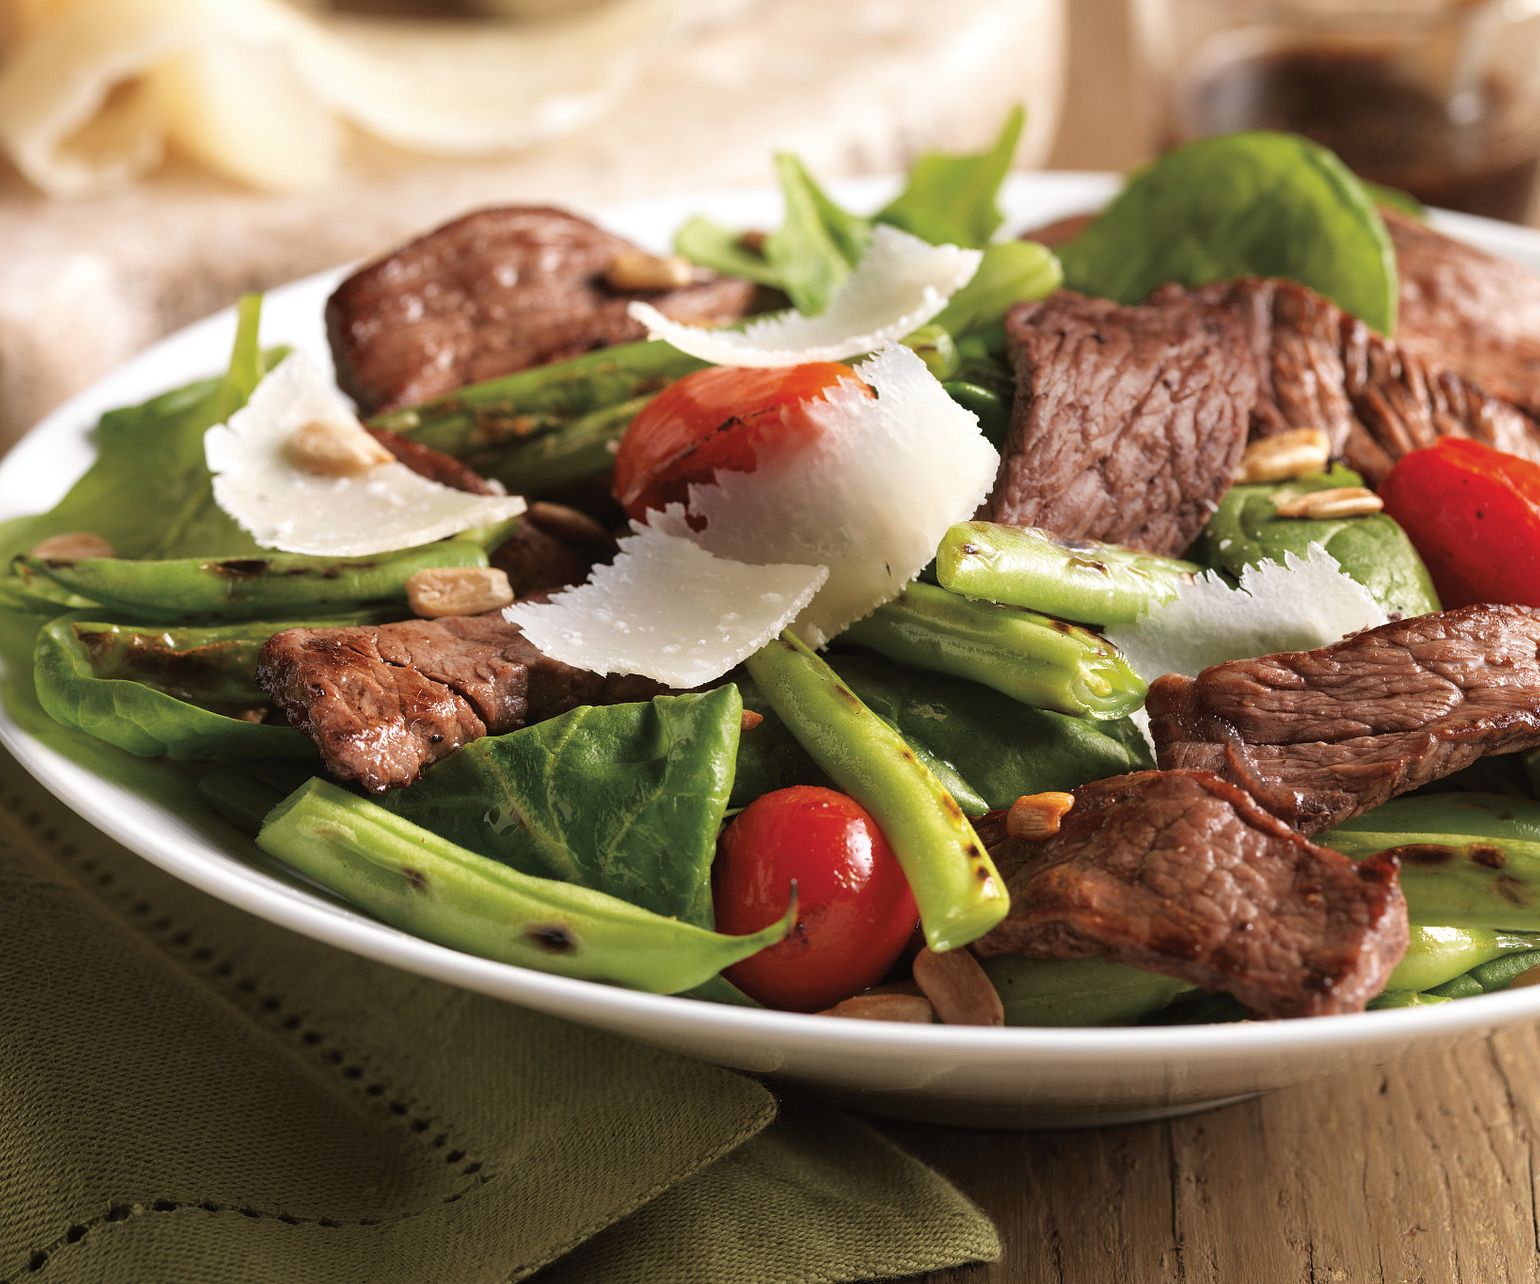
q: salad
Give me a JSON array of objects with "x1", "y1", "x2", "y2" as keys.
[{"x1": 7, "y1": 111, "x2": 1540, "y2": 1028}]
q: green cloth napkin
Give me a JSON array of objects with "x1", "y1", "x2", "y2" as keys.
[{"x1": 0, "y1": 752, "x2": 1000, "y2": 1283}]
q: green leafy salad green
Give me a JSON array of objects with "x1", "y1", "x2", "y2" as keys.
[{"x1": 2, "y1": 115, "x2": 1532, "y2": 1025}]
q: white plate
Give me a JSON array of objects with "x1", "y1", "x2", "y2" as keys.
[{"x1": 5, "y1": 173, "x2": 1538, "y2": 1129}]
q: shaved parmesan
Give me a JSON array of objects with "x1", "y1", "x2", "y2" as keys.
[
  {"x1": 629, "y1": 226, "x2": 982, "y2": 367},
  {"x1": 1106, "y1": 545, "x2": 1390, "y2": 686},
  {"x1": 205, "y1": 354, "x2": 524, "y2": 557},
  {"x1": 504, "y1": 525, "x2": 827, "y2": 688},
  {"x1": 661, "y1": 343, "x2": 1000, "y2": 644}
]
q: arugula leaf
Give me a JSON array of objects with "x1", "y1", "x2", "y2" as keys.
[
  {"x1": 33, "y1": 614, "x2": 310, "y2": 761},
  {"x1": 1057, "y1": 132, "x2": 1399, "y2": 334},
  {"x1": 763, "y1": 153, "x2": 873, "y2": 315},
  {"x1": 382, "y1": 688, "x2": 744, "y2": 927},
  {"x1": 672, "y1": 216, "x2": 784, "y2": 286},
  {"x1": 1194, "y1": 464, "x2": 1440, "y2": 617},
  {"x1": 878, "y1": 105, "x2": 1025, "y2": 248}
]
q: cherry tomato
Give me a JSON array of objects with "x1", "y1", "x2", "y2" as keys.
[
  {"x1": 612, "y1": 363, "x2": 857, "y2": 519},
  {"x1": 1379, "y1": 438, "x2": 1540, "y2": 608},
  {"x1": 713, "y1": 785, "x2": 919, "y2": 1012}
]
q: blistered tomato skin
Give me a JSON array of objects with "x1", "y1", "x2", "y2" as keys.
[
  {"x1": 611, "y1": 363, "x2": 858, "y2": 520},
  {"x1": 1379, "y1": 438, "x2": 1540, "y2": 608},
  {"x1": 713, "y1": 785, "x2": 920, "y2": 1012}
]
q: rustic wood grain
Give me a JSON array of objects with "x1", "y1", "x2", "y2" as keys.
[{"x1": 891, "y1": 1025, "x2": 1540, "y2": 1284}]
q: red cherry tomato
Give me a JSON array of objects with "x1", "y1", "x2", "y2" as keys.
[
  {"x1": 1379, "y1": 438, "x2": 1540, "y2": 608},
  {"x1": 713, "y1": 785, "x2": 918, "y2": 1012},
  {"x1": 612, "y1": 363, "x2": 857, "y2": 520}
]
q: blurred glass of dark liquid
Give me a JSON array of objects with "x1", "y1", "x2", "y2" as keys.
[{"x1": 1135, "y1": 0, "x2": 1540, "y2": 222}]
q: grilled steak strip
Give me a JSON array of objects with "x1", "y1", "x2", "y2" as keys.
[
  {"x1": 973, "y1": 770, "x2": 1408, "y2": 1018},
  {"x1": 366, "y1": 427, "x2": 500, "y2": 495},
  {"x1": 1188, "y1": 277, "x2": 1540, "y2": 486},
  {"x1": 328, "y1": 206, "x2": 755, "y2": 414},
  {"x1": 259, "y1": 615, "x2": 661, "y2": 792},
  {"x1": 980, "y1": 290, "x2": 1255, "y2": 555},
  {"x1": 1148, "y1": 605, "x2": 1540, "y2": 836}
]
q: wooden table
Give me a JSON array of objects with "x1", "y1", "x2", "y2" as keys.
[{"x1": 895, "y1": 1022, "x2": 1540, "y2": 1282}]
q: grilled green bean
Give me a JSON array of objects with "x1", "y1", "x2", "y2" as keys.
[
  {"x1": 19, "y1": 540, "x2": 488, "y2": 621},
  {"x1": 939, "y1": 381, "x2": 1010, "y2": 450},
  {"x1": 936, "y1": 523, "x2": 1200, "y2": 625},
  {"x1": 841, "y1": 581, "x2": 1146, "y2": 719},
  {"x1": 1427, "y1": 948, "x2": 1540, "y2": 999},
  {"x1": 1387, "y1": 925, "x2": 1540, "y2": 993},
  {"x1": 902, "y1": 324, "x2": 960, "y2": 380},
  {"x1": 369, "y1": 342, "x2": 701, "y2": 459},
  {"x1": 743, "y1": 631, "x2": 1008, "y2": 952},
  {"x1": 1324, "y1": 794, "x2": 1540, "y2": 933},
  {"x1": 479, "y1": 396, "x2": 649, "y2": 494},
  {"x1": 257, "y1": 779, "x2": 793, "y2": 993}
]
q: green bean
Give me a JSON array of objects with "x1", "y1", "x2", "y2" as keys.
[
  {"x1": 19, "y1": 540, "x2": 488, "y2": 621},
  {"x1": 936, "y1": 522, "x2": 1200, "y2": 625},
  {"x1": 1427, "y1": 948, "x2": 1540, "y2": 999},
  {"x1": 1324, "y1": 794, "x2": 1540, "y2": 933},
  {"x1": 1387, "y1": 925, "x2": 1540, "y2": 993},
  {"x1": 257, "y1": 778, "x2": 794, "y2": 993},
  {"x1": 981, "y1": 956, "x2": 1196, "y2": 1027},
  {"x1": 902, "y1": 324, "x2": 960, "y2": 380},
  {"x1": 743, "y1": 631, "x2": 1008, "y2": 952},
  {"x1": 480, "y1": 396, "x2": 649, "y2": 495},
  {"x1": 369, "y1": 341, "x2": 701, "y2": 459},
  {"x1": 840, "y1": 581, "x2": 1146, "y2": 720},
  {"x1": 940, "y1": 380, "x2": 1010, "y2": 450}
]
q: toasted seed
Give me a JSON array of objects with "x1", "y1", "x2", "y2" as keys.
[
  {"x1": 912, "y1": 947, "x2": 1005, "y2": 1026},
  {"x1": 406, "y1": 567, "x2": 515, "y2": 618},
  {"x1": 1007, "y1": 791, "x2": 1076, "y2": 840},
  {"x1": 287, "y1": 419, "x2": 395, "y2": 477},
  {"x1": 1508, "y1": 963, "x2": 1540, "y2": 990},
  {"x1": 817, "y1": 993, "x2": 936, "y2": 1023},
  {"x1": 1235, "y1": 427, "x2": 1332, "y2": 484},
  {"x1": 605, "y1": 250, "x2": 697, "y2": 292},
  {"x1": 525, "y1": 501, "x2": 615, "y2": 551},
  {"x1": 740, "y1": 709, "x2": 765, "y2": 732},
  {"x1": 29, "y1": 531, "x2": 115, "y2": 562},
  {"x1": 1271, "y1": 486, "x2": 1385, "y2": 520},
  {"x1": 738, "y1": 229, "x2": 768, "y2": 254}
]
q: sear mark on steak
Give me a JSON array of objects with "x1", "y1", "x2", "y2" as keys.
[
  {"x1": 979, "y1": 290, "x2": 1255, "y2": 555},
  {"x1": 1148, "y1": 605, "x2": 1540, "y2": 836},
  {"x1": 1387, "y1": 209, "x2": 1540, "y2": 419},
  {"x1": 259, "y1": 614, "x2": 662, "y2": 792},
  {"x1": 328, "y1": 206, "x2": 755, "y2": 414},
  {"x1": 1186, "y1": 276, "x2": 1540, "y2": 486},
  {"x1": 973, "y1": 769, "x2": 1409, "y2": 1018}
]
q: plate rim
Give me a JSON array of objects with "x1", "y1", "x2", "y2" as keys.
[{"x1": 5, "y1": 169, "x2": 1539, "y2": 1063}]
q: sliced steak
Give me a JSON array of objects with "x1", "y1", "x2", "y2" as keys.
[
  {"x1": 259, "y1": 615, "x2": 662, "y2": 792},
  {"x1": 980, "y1": 290, "x2": 1255, "y2": 555},
  {"x1": 490, "y1": 501, "x2": 618, "y2": 596},
  {"x1": 1188, "y1": 276, "x2": 1540, "y2": 485},
  {"x1": 328, "y1": 206, "x2": 755, "y2": 414},
  {"x1": 1148, "y1": 605, "x2": 1540, "y2": 836},
  {"x1": 974, "y1": 770, "x2": 1408, "y2": 1018},
  {"x1": 1387, "y1": 209, "x2": 1540, "y2": 418}
]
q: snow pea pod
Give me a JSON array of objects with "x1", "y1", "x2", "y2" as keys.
[
  {"x1": 257, "y1": 778, "x2": 794, "y2": 993},
  {"x1": 1324, "y1": 794, "x2": 1540, "y2": 933},
  {"x1": 936, "y1": 523, "x2": 1199, "y2": 626},
  {"x1": 982, "y1": 956, "x2": 1196, "y2": 1027},
  {"x1": 369, "y1": 341, "x2": 702, "y2": 460},
  {"x1": 841, "y1": 581, "x2": 1146, "y2": 720},
  {"x1": 743, "y1": 631, "x2": 1008, "y2": 953},
  {"x1": 19, "y1": 540, "x2": 488, "y2": 621}
]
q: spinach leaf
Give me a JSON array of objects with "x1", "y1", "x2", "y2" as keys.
[
  {"x1": 877, "y1": 105, "x2": 1025, "y2": 248},
  {"x1": 1057, "y1": 132, "x2": 1398, "y2": 334},
  {"x1": 1194, "y1": 464, "x2": 1440, "y2": 617},
  {"x1": 763, "y1": 154, "x2": 874, "y2": 315},
  {"x1": 33, "y1": 614, "x2": 310, "y2": 761},
  {"x1": 382, "y1": 688, "x2": 743, "y2": 927},
  {"x1": 932, "y1": 240, "x2": 1061, "y2": 338}
]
